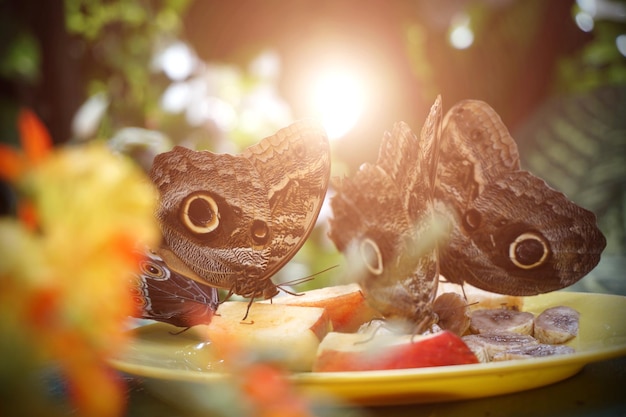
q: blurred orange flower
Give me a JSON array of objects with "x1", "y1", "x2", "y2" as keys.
[
  {"x1": 240, "y1": 363, "x2": 315, "y2": 417},
  {"x1": 0, "y1": 109, "x2": 51, "y2": 182},
  {"x1": 0, "y1": 109, "x2": 159, "y2": 417}
]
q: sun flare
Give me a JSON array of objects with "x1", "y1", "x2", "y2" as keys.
[{"x1": 310, "y1": 70, "x2": 367, "y2": 140}]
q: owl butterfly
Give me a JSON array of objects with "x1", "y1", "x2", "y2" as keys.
[
  {"x1": 435, "y1": 99, "x2": 606, "y2": 295},
  {"x1": 149, "y1": 120, "x2": 330, "y2": 306},
  {"x1": 130, "y1": 248, "x2": 219, "y2": 327},
  {"x1": 328, "y1": 97, "x2": 444, "y2": 333}
]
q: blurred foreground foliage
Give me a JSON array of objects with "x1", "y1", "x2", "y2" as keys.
[{"x1": 0, "y1": 110, "x2": 159, "y2": 417}]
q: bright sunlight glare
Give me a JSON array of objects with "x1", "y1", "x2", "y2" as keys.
[
  {"x1": 310, "y1": 71, "x2": 367, "y2": 140},
  {"x1": 449, "y1": 13, "x2": 474, "y2": 49}
]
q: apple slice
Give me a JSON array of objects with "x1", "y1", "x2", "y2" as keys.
[
  {"x1": 196, "y1": 302, "x2": 331, "y2": 372},
  {"x1": 312, "y1": 330, "x2": 479, "y2": 372},
  {"x1": 265, "y1": 283, "x2": 379, "y2": 332}
]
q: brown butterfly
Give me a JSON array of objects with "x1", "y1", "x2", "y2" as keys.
[
  {"x1": 329, "y1": 97, "x2": 444, "y2": 333},
  {"x1": 130, "y1": 248, "x2": 219, "y2": 327},
  {"x1": 434, "y1": 99, "x2": 606, "y2": 295},
  {"x1": 149, "y1": 120, "x2": 331, "y2": 305}
]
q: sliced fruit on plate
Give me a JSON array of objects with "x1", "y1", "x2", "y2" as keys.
[
  {"x1": 312, "y1": 330, "x2": 479, "y2": 372},
  {"x1": 195, "y1": 301, "x2": 332, "y2": 372},
  {"x1": 462, "y1": 333, "x2": 539, "y2": 362},
  {"x1": 469, "y1": 308, "x2": 535, "y2": 335},
  {"x1": 437, "y1": 281, "x2": 524, "y2": 311},
  {"x1": 492, "y1": 343, "x2": 575, "y2": 361},
  {"x1": 264, "y1": 283, "x2": 379, "y2": 332},
  {"x1": 534, "y1": 306, "x2": 579, "y2": 344}
]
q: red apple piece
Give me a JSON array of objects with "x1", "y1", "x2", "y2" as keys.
[{"x1": 312, "y1": 330, "x2": 479, "y2": 372}]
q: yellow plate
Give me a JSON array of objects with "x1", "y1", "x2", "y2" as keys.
[{"x1": 111, "y1": 292, "x2": 626, "y2": 407}]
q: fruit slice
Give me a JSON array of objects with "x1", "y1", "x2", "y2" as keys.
[
  {"x1": 313, "y1": 330, "x2": 479, "y2": 372},
  {"x1": 265, "y1": 283, "x2": 379, "y2": 332},
  {"x1": 534, "y1": 306, "x2": 579, "y2": 344},
  {"x1": 469, "y1": 308, "x2": 534, "y2": 335},
  {"x1": 492, "y1": 343, "x2": 575, "y2": 361},
  {"x1": 196, "y1": 302, "x2": 331, "y2": 372},
  {"x1": 462, "y1": 333, "x2": 539, "y2": 362},
  {"x1": 437, "y1": 281, "x2": 524, "y2": 311}
]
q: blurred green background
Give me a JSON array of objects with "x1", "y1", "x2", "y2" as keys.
[{"x1": 1, "y1": 0, "x2": 624, "y2": 291}]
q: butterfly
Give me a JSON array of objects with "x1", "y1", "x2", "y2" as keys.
[
  {"x1": 130, "y1": 248, "x2": 219, "y2": 328},
  {"x1": 434, "y1": 99, "x2": 606, "y2": 295},
  {"x1": 146, "y1": 120, "x2": 330, "y2": 313},
  {"x1": 328, "y1": 97, "x2": 444, "y2": 332}
]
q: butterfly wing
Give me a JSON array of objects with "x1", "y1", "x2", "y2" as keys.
[
  {"x1": 130, "y1": 249, "x2": 219, "y2": 327},
  {"x1": 436, "y1": 99, "x2": 520, "y2": 215},
  {"x1": 149, "y1": 120, "x2": 330, "y2": 300},
  {"x1": 243, "y1": 120, "x2": 331, "y2": 286},
  {"x1": 442, "y1": 171, "x2": 606, "y2": 295},
  {"x1": 436, "y1": 100, "x2": 606, "y2": 294},
  {"x1": 150, "y1": 145, "x2": 272, "y2": 296}
]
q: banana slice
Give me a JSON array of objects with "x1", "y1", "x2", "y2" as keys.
[
  {"x1": 492, "y1": 343, "x2": 575, "y2": 361},
  {"x1": 534, "y1": 306, "x2": 579, "y2": 344},
  {"x1": 469, "y1": 308, "x2": 535, "y2": 335},
  {"x1": 462, "y1": 333, "x2": 538, "y2": 361}
]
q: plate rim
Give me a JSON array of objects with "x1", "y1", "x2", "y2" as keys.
[
  {"x1": 111, "y1": 291, "x2": 626, "y2": 385},
  {"x1": 111, "y1": 342, "x2": 626, "y2": 382}
]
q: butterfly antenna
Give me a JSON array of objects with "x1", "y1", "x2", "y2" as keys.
[{"x1": 276, "y1": 265, "x2": 339, "y2": 296}]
